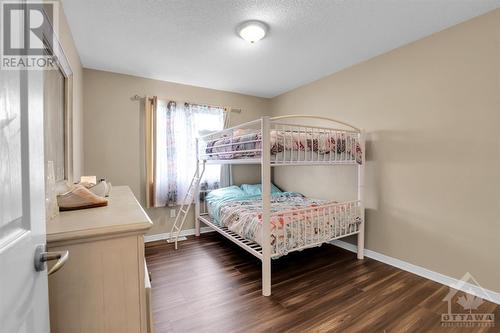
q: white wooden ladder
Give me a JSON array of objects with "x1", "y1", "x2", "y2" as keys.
[{"x1": 168, "y1": 161, "x2": 205, "y2": 249}]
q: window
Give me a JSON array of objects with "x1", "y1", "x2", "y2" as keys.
[{"x1": 154, "y1": 100, "x2": 225, "y2": 206}]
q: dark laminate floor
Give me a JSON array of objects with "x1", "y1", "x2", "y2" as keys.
[{"x1": 145, "y1": 233, "x2": 499, "y2": 333}]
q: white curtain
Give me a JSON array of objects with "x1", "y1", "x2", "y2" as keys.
[
  {"x1": 154, "y1": 99, "x2": 177, "y2": 206},
  {"x1": 154, "y1": 100, "x2": 224, "y2": 206}
]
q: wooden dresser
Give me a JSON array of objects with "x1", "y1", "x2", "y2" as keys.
[{"x1": 46, "y1": 186, "x2": 153, "y2": 333}]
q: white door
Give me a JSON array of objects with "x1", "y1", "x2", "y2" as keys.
[{"x1": 0, "y1": 63, "x2": 50, "y2": 331}]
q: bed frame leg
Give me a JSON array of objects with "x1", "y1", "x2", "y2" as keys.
[
  {"x1": 357, "y1": 222, "x2": 365, "y2": 259},
  {"x1": 194, "y1": 155, "x2": 201, "y2": 237},
  {"x1": 262, "y1": 257, "x2": 271, "y2": 296},
  {"x1": 357, "y1": 129, "x2": 365, "y2": 260},
  {"x1": 261, "y1": 116, "x2": 272, "y2": 296},
  {"x1": 195, "y1": 218, "x2": 200, "y2": 237}
]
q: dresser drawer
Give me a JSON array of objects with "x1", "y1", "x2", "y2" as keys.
[{"x1": 48, "y1": 235, "x2": 147, "y2": 333}]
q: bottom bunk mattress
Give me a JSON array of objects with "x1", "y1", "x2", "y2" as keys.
[{"x1": 205, "y1": 187, "x2": 362, "y2": 257}]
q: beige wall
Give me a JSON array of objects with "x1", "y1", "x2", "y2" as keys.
[
  {"x1": 57, "y1": 1, "x2": 84, "y2": 180},
  {"x1": 271, "y1": 10, "x2": 500, "y2": 292},
  {"x1": 82, "y1": 69, "x2": 270, "y2": 235}
]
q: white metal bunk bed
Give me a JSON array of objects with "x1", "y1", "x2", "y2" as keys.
[{"x1": 169, "y1": 115, "x2": 365, "y2": 296}]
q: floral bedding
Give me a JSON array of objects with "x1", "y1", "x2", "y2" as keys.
[
  {"x1": 206, "y1": 192, "x2": 362, "y2": 257},
  {"x1": 204, "y1": 129, "x2": 362, "y2": 164}
]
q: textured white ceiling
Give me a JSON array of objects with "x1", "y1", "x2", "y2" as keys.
[{"x1": 61, "y1": 0, "x2": 500, "y2": 98}]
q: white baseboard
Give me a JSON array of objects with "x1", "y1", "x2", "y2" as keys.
[
  {"x1": 144, "y1": 227, "x2": 213, "y2": 243},
  {"x1": 331, "y1": 240, "x2": 500, "y2": 305}
]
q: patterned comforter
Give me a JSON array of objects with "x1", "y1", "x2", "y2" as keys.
[
  {"x1": 204, "y1": 130, "x2": 362, "y2": 164},
  {"x1": 207, "y1": 192, "x2": 361, "y2": 257}
]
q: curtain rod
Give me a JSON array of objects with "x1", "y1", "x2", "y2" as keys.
[{"x1": 131, "y1": 94, "x2": 242, "y2": 113}]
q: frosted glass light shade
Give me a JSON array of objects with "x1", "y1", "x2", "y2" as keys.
[{"x1": 237, "y1": 20, "x2": 268, "y2": 43}]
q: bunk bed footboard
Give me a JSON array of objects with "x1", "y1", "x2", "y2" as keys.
[
  {"x1": 197, "y1": 198, "x2": 362, "y2": 259},
  {"x1": 270, "y1": 200, "x2": 362, "y2": 258}
]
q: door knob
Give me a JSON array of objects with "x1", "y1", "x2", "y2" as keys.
[{"x1": 34, "y1": 244, "x2": 69, "y2": 275}]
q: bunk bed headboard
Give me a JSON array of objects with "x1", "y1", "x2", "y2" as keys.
[{"x1": 270, "y1": 115, "x2": 361, "y2": 132}]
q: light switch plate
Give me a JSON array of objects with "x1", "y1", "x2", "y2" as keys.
[{"x1": 170, "y1": 209, "x2": 176, "y2": 218}]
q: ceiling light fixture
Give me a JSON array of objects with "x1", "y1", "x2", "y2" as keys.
[{"x1": 237, "y1": 20, "x2": 268, "y2": 43}]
